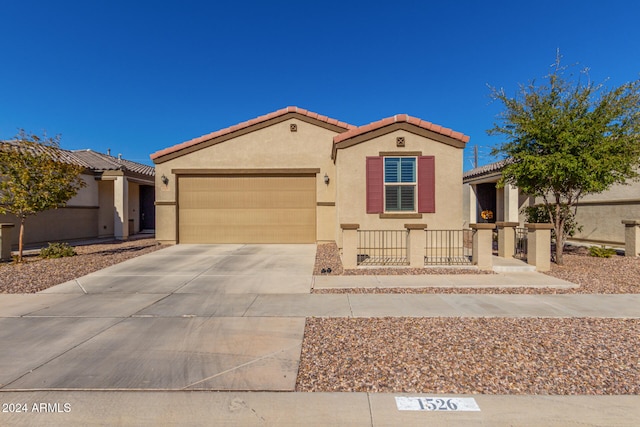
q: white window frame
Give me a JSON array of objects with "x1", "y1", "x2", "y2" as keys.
[{"x1": 383, "y1": 156, "x2": 417, "y2": 213}]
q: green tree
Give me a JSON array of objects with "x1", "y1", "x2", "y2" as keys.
[
  {"x1": 0, "y1": 130, "x2": 86, "y2": 261},
  {"x1": 489, "y1": 54, "x2": 640, "y2": 264}
]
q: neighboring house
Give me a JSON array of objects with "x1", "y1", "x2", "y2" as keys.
[
  {"x1": 0, "y1": 147, "x2": 155, "y2": 247},
  {"x1": 150, "y1": 106, "x2": 469, "y2": 249},
  {"x1": 463, "y1": 160, "x2": 640, "y2": 247},
  {"x1": 462, "y1": 160, "x2": 530, "y2": 227}
]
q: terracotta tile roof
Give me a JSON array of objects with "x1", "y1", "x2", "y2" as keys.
[
  {"x1": 333, "y1": 114, "x2": 470, "y2": 145},
  {"x1": 462, "y1": 159, "x2": 507, "y2": 180},
  {"x1": 1, "y1": 140, "x2": 90, "y2": 168},
  {"x1": 150, "y1": 106, "x2": 356, "y2": 161},
  {"x1": 72, "y1": 150, "x2": 155, "y2": 176},
  {"x1": 1, "y1": 141, "x2": 154, "y2": 177}
]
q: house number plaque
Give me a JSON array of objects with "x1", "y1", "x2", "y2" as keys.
[{"x1": 395, "y1": 396, "x2": 480, "y2": 411}]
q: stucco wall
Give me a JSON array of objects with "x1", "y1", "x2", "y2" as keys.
[
  {"x1": 526, "y1": 181, "x2": 640, "y2": 246},
  {"x1": 154, "y1": 118, "x2": 340, "y2": 243},
  {"x1": 572, "y1": 203, "x2": 640, "y2": 246},
  {"x1": 67, "y1": 174, "x2": 99, "y2": 206},
  {"x1": 0, "y1": 208, "x2": 98, "y2": 248},
  {"x1": 569, "y1": 180, "x2": 640, "y2": 246},
  {"x1": 462, "y1": 183, "x2": 474, "y2": 228},
  {"x1": 335, "y1": 129, "x2": 464, "y2": 247}
]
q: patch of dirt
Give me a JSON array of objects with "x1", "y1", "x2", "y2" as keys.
[{"x1": 0, "y1": 238, "x2": 164, "y2": 293}]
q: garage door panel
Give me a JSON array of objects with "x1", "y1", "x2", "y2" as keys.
[
  {"x1": 179, "y1": 225, "x2": 315, "y2": 244},
  {"x1": 178, "y1": 176, "x2": 316, "y2": 243},
  {"x1": 180, "y1": 208, "x2": 316, "y2": 226},
  {"x1": 182, "y1": 176, "x2": 313, "y2": 192},
  {"x1": 181, "y1": 191, "x2": 315, "y2": 210}
]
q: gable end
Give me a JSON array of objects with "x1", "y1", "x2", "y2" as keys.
[{"x1": 152, "y1": 107, "x2": 354, "y2": 164}]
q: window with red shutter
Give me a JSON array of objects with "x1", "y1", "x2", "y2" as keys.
[{"x1": 367, "y1": 155, "x2": 435, "y2": 214}]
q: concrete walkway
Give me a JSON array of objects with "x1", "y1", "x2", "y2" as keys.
[
  {"x1": 1, "y1": 391, "x2": 638, "y2": 426},
  {"x1": 313, "y1": 270, "x2": 577, "y2": 290},
  {"x1": 1, "y1": 244, "x2": 638, "y2": 426}
]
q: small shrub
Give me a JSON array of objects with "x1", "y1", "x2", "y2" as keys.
[
  {"x1": 522, "y1": 203, "x2": 582, "y2": 241},
  {"x1": 40, "y1": 242, "x2": 77, "y2": 259},
  {"x1": 588, "y1": 245, "x2": 617, "y2": 258}
]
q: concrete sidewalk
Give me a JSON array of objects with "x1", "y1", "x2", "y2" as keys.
[
  {"x1": 9, "y1": 291, "x2": 640, "y2": 319},
  {"x1": 1, "y1": 391, "x2": 639, "y2": 426},
  {"x1": 1, "y1": 244, "x2": 638, "y2": 426},
  {"x1": 313, "y1": 270, "x2": 578, "y2": 290}
]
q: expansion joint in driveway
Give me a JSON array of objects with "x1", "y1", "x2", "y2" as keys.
[{"x1": 347, "y1": 294, "x2": 355, "y2": 317}]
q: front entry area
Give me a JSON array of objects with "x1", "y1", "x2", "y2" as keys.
[{"x1": 177, "y1": 175, "x2": 316, "y2": 243}]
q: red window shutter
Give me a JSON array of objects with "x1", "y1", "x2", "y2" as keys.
[
  {"x1": 418, "y1": 156, "x2": 435, "y2": 213},
  {"x1": 366, "y1": 156, "x2": 383, "y2": 213}
]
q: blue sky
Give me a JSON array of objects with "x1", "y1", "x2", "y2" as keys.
[{"x1": 1, "y1": 1, "x2": 639, "y2": 169}]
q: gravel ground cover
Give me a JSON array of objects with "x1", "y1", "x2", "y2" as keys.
[
  {"x1": 302, "y1": 244, "x2": 640, "y2": 394},
  {"x1": 0, "y1": 238, "x2": 163, "y2": 293},
  {"x1": 313, "y1": 243, "x2": 640, "y2": 294},
  {"x1": 4, "y1": 239, "x2": 638, "y2": 395},
  {"x1": 296, "y1": 317, "x2": 640, "y2": 394}
]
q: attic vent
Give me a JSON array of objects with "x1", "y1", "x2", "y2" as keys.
[
  {"x1": 396, "y1": 137, "x2": 405, "y2": 147},
  {"x1": 290, "y1": 124, "x2": 297, "y2": 132}
]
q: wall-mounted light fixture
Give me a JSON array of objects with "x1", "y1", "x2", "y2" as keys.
[
  {"x1": 324, "y1": 173, "x2": 330, "y2": 185},
  {"x1": 161, "y1": 174, "x2": 169, "y2": 185}
]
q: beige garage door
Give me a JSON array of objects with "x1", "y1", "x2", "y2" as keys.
[{"x1": 178, "y1": 175, "x2": 316, "y2": 243}]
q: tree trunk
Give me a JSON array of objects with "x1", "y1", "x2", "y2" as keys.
[
  {"x1": 18, "y1": 217, "x2": 25, "y2": 262},
  {"x1": 553, "y1": 199, "x2": 564, "y2": 265},
  {"x1": 555, "y1": 216, "x2": 565, "y2": 265},
  {"x1": 555, "y1": 234, "x2": 564, "y2": 265}
]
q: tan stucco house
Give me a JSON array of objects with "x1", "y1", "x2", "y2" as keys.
[
  {"x1": 463, "y1": 160, "x2": 640, "y2": 247},
  {"x1": 0, "y1": 148, "x2": 155, "y2": 247},
  {"x1": 150, "y1": 107, "x2": 469, "y2": 248}
]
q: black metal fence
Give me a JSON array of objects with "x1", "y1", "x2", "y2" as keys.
[
  {"x1": 425, "y1": 229, "x2": 473, "y2": 265},
  {"x1": 514, "y1": 227, "x2": 528, "y2": 260},
  {"x1": 357, "y1": 230, "x2": 409, "y2": 266}
]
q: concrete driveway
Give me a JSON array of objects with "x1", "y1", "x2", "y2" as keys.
[{"x1": 0, "y1": 244, "x2": 316, "y2": 391}]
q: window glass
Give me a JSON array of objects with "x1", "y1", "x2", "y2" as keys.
[
  {"x1": 400, "y1": 158, "x2": 415, "y2": 182},
  {"x1": 384, "y1": 158, "x2": 399, "y2": 182},
  {"x1": 384, "y1": 158, "x2": 415, "y2": 183}
]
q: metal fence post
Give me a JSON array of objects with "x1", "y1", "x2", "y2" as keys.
[{"x1": 340, "y1": 224, "x2": 359, "y2": 269}]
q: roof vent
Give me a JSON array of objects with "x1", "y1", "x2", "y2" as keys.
[
  {"x1": 118, "y1": 153, "x2": 122, "y2": 161},
  {"x1": 107, "y1": 148, "x2": 111, "y2": 156}
]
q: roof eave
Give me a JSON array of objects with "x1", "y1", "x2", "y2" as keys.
[
  {"x1": 151, "y1": 107, "x2": 354, "y2": 164},
  {"x1": 332, "y1": 120, "x2": 468, "y2": 162}
]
